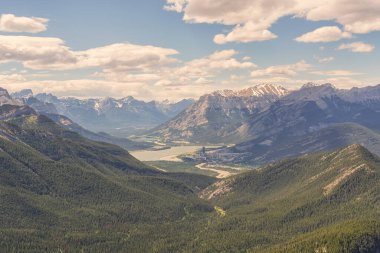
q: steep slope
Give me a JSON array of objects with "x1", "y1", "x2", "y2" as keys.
[
  {"x1": 0, "y1": 104, "x2": 215, "y2": 252},
  {"x1": 149, "y1": 84, "x2": 289, "y2": 143},
  {"x1": 196, "y1": 145, "x2": 380, "y2": 252}
]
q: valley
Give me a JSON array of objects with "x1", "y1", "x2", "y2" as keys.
[{"x1": 2, "y1": 83, "x2": 380, "y2": 252}]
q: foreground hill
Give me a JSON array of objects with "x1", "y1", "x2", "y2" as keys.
[
  {"x1": 0, "y1": 104, "x2": 215, "y2": 252},
  {"x1": 198, "y1": 144, "x2": 380, "y2": 252}
]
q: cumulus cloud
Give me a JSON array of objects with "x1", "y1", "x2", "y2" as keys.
[
  {"x1": 0, "y1": 38, "x2": 258, "y2": 100},
  {"x1": 251, "y1": 60, "x2": 311, "y2": 78},
  {"x1": 151, "y1": 49, "x2": 256, "y2": 88},
  {"x1": 337, "y1": 42, "x2": 375, "y2": 52},
  {"x1": 0, "y1": 14, "x2": 48, "y2": 33},
  {"x1": 295, "y1": 26, "x2": 351, "y2": 43},
  {"x1": 165, "y1": 0, "x2": 380, "y2": 44},
  {"x1": 0, "y1": 35, "x2": 179, "y2": 71},
  {"x1": 79, "y1": 43, "x2": 179, "y2": 72},
  {"x1": 214, "y1": 22, "x2": 277, "y2": 44},
  {"x1": 0, "y1": 73, "x2": 26, "y2": 83},
  {"x1": 0, "y1": 35, "x2": 77, "y2": 69}
]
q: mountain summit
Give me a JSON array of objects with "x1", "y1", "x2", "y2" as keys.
[
  {"x1": 213, "y1": 84, "x2": 289, "y2": 98},
  {"x1": 149, "y1": 84, "x2": 288, "y2": 143}
]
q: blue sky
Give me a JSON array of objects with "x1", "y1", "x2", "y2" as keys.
[{"x1": 0, "y1": 0, "x2": 379, "y2": 100}]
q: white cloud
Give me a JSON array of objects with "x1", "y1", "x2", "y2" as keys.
[
  {"x1": 0, "y1": 73, "x2": 26, "y2": 83},
  {"x1": 214, "y1": 22, "x2": 277, "y2": 44},
  {"x1": 3, "y1": 79, "x2": 215, "y2": 101},
  {"x1": 337, "y1": 42, "x2": 375, "y2": 52},
  {"x1": 251, "y1": 60, "x2": 311, "y2": 78},
  {"x1": 0, "y1": 35, "x2": 77, "y2": 69},
  {"x1": 165, "y1": 0, "x2": 380, "y2": 44},
  {"x1": 79, "y1": 43, "x2": 179, "y2": 72},
  {"x1": 305, "y1": 0, "x2": 380, "y2": 34},
  {"x1": 167, "y1": 49, "x2": 256, "y2": 82},
  {"x1": 295, "y1": 26, "x2": 351, "y2": 43},
  {"x1": 0, "y1": 43, "x2": 258, "y2": 100},
  {"x1": 0, "y1": 35, "x2": 179, "y2": 71},
  {"x1": 164, "y1": 0, "x2": 186, "y2": 12},
  {"x1": 0, "y1": 14, "x2": 48, "y2": 33}
]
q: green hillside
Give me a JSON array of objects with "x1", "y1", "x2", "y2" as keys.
[
  {"x1": 0, "y1": 106, "x2": 379, "y2": 252},
  {"x1": 0, "y1": 111, "x2": 214, "y2": 252},
  {"x1": 198, "y1": 144, "x2": 380, "y2": 252}
]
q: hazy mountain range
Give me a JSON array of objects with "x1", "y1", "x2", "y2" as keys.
[
  {"x1": 11, "y1": 89, "x2": 194, "y2": 136},
  {"x1": 3, "y1": 88, "x2": 152, "y2": 150}
]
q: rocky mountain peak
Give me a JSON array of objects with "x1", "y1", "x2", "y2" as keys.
[
  {"x1": 11, "y1": 89, "x2": 34, "y2": 99},
  {"x1": 212, "y1": 84, "x2": 288, "y2": 98},
  {"x1": 0, "y1": 87, "x2": 24, "y2": 106}
]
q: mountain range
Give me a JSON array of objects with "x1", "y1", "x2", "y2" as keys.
[
  {"x1": 12, "y1": 89, "x2": 194, "y2": 136},
  {"x1": 149, "y1": 83, "x2": 380, "y2": 145},
  {"x1": 149, "y1": 84, "x2": 289, "y2": 143},
  {"x1": 4, "y1": 89, "x2": 151, "y2": 150}
]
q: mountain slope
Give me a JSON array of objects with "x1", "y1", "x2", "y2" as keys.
[
  {"x1": 196, "y1": 145, "x2": 380, "y2": 252},
  {"x1": 210, "y1": 123, "x2": 380, "y2": 165},
  {"x1": 234, "y1": 84, "x2": 380, "y2": 140},
  {"x1": 149, "y1": 84, "x2": 289, "y2": 143},
  {"x1": 0, "y1": 104, "x2": 215, "y2": 252}
]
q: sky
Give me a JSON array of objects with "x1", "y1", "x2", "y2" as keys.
[{"x1": 0, "y1": 0, "x2": 380, "y2": 101}]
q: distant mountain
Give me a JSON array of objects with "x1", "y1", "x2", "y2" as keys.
[
  {"x1": 232, "y1": 83, "x2": 380, "y2": 141},
  {"x1": 31, "y1": 93, "x2": 194, "y2": 136},
  {"x1": 198, "y1": 145, "x2": 380, "y2": 252},
  {"x1": 198, "y1": 84, "x2": 380, "y2": 164},
  {"x1": 11, "y1": 88, "x2": 33, "y2": 99},
  {"x1": 6, "y1": 88, "x2": 153, "y2": 150},
  {"x1": 0, "y1": 88, "x2": 23, "y2": 106},
  {"x1": 149, "y1": 84, "x2": 289, "y2": 143}
]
